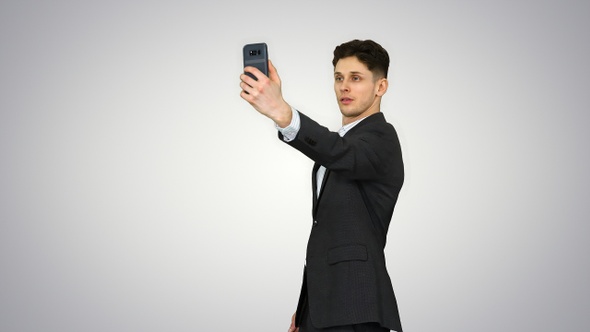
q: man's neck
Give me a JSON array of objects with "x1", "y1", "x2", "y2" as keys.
[{"x1": 342, "y1": 108, "x2": 380, "y2": 126}]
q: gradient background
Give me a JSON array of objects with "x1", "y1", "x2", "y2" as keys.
[{"x1": 1, "y1": 0, "x2": 589, "y2": 331}]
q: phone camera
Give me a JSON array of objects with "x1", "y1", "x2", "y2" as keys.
[{"x1": 249, "y1": 50, "x2": 260, "y2": 56}]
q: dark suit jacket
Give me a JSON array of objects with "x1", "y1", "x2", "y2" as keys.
[{"x1": 280, "y1": 112, "x2": 404, "y2": 331}]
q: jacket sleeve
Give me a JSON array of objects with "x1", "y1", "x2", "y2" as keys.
[{"x1": 279, "y1": 112, "x2": 402, "y2": 180}]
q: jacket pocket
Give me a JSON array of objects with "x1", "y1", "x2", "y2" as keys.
[{"x1": 327, "y1": 244, "x2": 368, "y2": 265}]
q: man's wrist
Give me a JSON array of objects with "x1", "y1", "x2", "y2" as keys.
[{"x1": 273, "y1": 102, "x2": 293, "y2": 128}]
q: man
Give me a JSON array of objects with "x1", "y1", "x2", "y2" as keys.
[{"x1": 240, "y1": 39, "x2": 404, "y2": 332}]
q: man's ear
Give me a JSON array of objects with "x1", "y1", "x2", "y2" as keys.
[{"x1": 376, "y1": 78, "x2": 388, "y2": 97}]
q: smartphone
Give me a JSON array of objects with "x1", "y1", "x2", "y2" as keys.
[{"x1": 243, "y1": 43, "x2": 268, "y2": 80}]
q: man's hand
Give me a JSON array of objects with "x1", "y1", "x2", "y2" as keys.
[
  {"x1": 240, "y1": 60, "x2": 292, "y2": 128},
  {"x1": 288, "y1": 312, "x2": 299, "y2": 332}
]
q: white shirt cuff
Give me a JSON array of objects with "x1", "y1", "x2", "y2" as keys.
[{"x1": 275, "y1": 108, "x2": 300, "y2": 142}]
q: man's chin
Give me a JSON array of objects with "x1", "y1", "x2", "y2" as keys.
[{"x1": 339, "y1": 109, "x2": 361, "y2": 118}]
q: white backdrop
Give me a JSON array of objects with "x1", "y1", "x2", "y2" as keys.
[{"x1": 1, "y1": 0, "x2": 589, "y2": 331}]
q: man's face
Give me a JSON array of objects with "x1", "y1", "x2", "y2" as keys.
[{"x1": 334, "y1": 56, "x2": 386, "y2": 124}]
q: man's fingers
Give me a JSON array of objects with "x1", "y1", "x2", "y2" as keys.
[
  {"x1": 239, "y1": 79, "x2": 252, "y2": 96},
  {"x1": 243, "y1": 65, "x2": 264, "y2": 81},
  {"x1": 240, "y1": 71, "x2": 261, "y2": 98},
  {"x1": 240, "y1": 71, "x2": 257, "y2": 86}
]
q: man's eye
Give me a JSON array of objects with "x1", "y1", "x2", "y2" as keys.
[
  {"x1": 352, "y1": 76, "x2": 360, "y2": 81},
  {"x1": 335, "y1": 77, "x2": 343, "y2": 81}
]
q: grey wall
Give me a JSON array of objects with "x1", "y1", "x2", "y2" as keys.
[{"x1": 1, "y1": 0, "x2": 588, "y2": 331}]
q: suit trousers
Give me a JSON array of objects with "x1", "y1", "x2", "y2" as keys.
[{"x1": 299, "y1": 295, "x2": 390, "y2": 332}]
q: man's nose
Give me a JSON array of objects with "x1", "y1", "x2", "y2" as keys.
[{"x1": 340, "y1": 81, "x2": 350, "y2": 92}]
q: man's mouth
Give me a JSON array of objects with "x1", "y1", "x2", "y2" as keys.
[{"x1": 340, "y1": 97, "x2": 353, "y2": 105}]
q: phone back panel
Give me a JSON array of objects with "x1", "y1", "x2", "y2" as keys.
[{"x1": 243, "y1": 43, "x2": 268, "y2": 80}]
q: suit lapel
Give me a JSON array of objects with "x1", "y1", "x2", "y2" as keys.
[
  {"x1": 312, "y1": 165, "x2": 330, "y2": 218},
  {"x1": 312, "y1": 163, "x2": 320, "y2": 215},
  {"x1": 318, "y1": 169, "x2": 330, "y2": 199}
]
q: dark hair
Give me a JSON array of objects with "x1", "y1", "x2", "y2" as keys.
[{"x1": 332, "y1": 39, "x2": 390, "y2": 78}]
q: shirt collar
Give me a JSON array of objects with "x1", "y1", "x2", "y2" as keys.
[{"x1": 338, "y1": 116, "x2": 367, "y2": 137}]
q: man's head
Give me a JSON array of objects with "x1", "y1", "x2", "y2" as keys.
[
  {"x1": 333, "y1": 39, "x2": 389, "y2": 80},
  {"x1": 332, "y1": 40, "x2": 390, "y2": 125}
]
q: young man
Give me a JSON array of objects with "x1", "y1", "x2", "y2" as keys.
[{"x1": 240, "y1": 40, "x2": 404, "y2": 332}]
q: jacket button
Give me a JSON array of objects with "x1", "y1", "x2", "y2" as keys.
[
  {"x1": 313, "y1": 220, "x2": 318, "y2": 226},
  {"x1": 304, "y1": 137, "x2": 317, "y2": 146}
]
